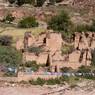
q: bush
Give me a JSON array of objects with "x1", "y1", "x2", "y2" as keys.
[
  {"x1": 18, "y1": 17, "x2": 38, "y2": 28},
  {"x1": 0, "y1": 46, "x2": 22, "y2": 67},
  {"x1": 75, "y1": 24, "x2": 89, "y2": 33},
  {"x1": 21, "y1": 61, "x2": 46, "y2": 72},
  {"x1": 0, "y1": 35, "x2": 13, "y2": 46},
  {"x1": 25, "y1": 61, "x2": 37, "y2": 67},
  {"x1": 29, "y1": 78, "x2": 61, "y2": 85},
  {"x1": 89, "y1": 20, "x2": 95, "y2": 32},
  {"x1": 60, "y1": 76, "x2": 70, "y2": 83},
  {"x1": 29, "y1": 80, "x2": 38, "y2": 85},
  {"x1": 25, "y1": 61, "x2": 39, "y2": 71},
  {"x1": 48, "y1": 10, "x2": 72, "y2": 32},
  {"x1": 46, "y1": 78, "x2": 61, "y2": 85},
  {"x1": 28, "y1": 46, "x2": 44, "y2": 55},
  {"x1": 61, "y1": 67, "x2": 73, "y2": 73},
  {"x1": 61, "y1": 44, "x2": 74, "y2": 55},
  {"x1": 77, "y1": 66, "x2": 91, "y2": 74},
  {"x1": 3, "y1": 14, "x2": 15, "y2": 24},
  {"x1": 36, "y1": 78, "x2": 46, "y2": 86},
  {"x1": 29, "y1": 78, "x2": 46, "y2": 86},
  {"x1": 76, "y1": 66, "x2": 93, "y2": 79},
  {"x1": 61, "y1": 31, "x2": 74, "y2": 43},
  {"x1": 4, "y1": 71, "x2": 16, "y2": 77}
]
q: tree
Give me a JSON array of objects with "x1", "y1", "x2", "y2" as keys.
[
  {"x1": 18, "y1": 17, "x2": 38, "y2": 28},
  {"x1": 0, "y1": 46, "x2": 22, "y2": 67},
  {"x1": 0, "y1": 35, "x2": 13, "y2": 46},
  {"x1": 48, "y1": 10, "x2": 74, "y2": 42},
  {"x1": 48, "y1": 10, "x2": 72, "y2": 32}
]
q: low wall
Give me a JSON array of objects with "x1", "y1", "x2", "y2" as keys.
[
  {"x1": 0, "y1": 77, "x2": 17, "y2": 82},
  {"x1": 17, "y1": 72, "x2": 62, "y2": 81},
  {"x1": 0, "y1": 73, "x2": 61, "y2": 82}
]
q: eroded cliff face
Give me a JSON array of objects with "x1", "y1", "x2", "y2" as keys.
[{"x1": 72, "y1": 0, "x2": 95, "y2": 12}]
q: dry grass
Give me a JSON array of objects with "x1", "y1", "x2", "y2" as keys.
[{"x1": 0, "y1": 27, "x2": 46, "y2": 41}]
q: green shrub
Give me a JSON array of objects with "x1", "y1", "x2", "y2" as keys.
[
  {"x1": 89, "y1": 20, "x2": 95, "y2": 32},
  {"x1": 0, "y1": 46, "x2": 22, "y2": 67},
  {"x1": 75, "y1": 24, "x2": 89, "y2": 33},
  {"x1": 18, "y1": 17, "x2": 38, "y2": 28},
  {"x1": 61, "y1": 76, "x2": 70, "y2": 82},
  {"x1": 61, "y1": 67, "x2": 73, "y2": 73},
  {"x1": 4, "y1": 71, "x2": 16, "y2": 77},
  {"x1": 28, "y1": 46, "x2": 44, "y2": 55},
  {"x1": 76, "y1": 66, "x2": 93, "y2": 79},
  {"x1": 36, "y1": 78, "x2": 46, "y2": 86},
  {"x1": 3, "y1": 14, "x2": 15, "y2": 24},
  {"x1": 61, "y1": 44, "x2": 74, "y2": 55},
  {"x1": 29, "y1": 80, "x2": 38, "y2": 85},
  {"x1": 29, "y1": 78, "x2": 61, "y2": 85},
  {"x1": 25, "y1": 61, "x2": 39, "y2": 71},
  {"x1": 48, "y1": 10, "x2": 72, "y2": 32},
  {"x1": 0, "y1": 35, "x2": 13, "y2": 46},
  {"x1": 77, "y1": 66, "x2": 91, "y2": 74},
  {"x1": 61, "y1": 31, "x2": 74, "y2": 43},
  {"x1": 46, "y1": 78, "x2": 61, "y2": 85},
  {"x1": 29, "y1": 78, "x2": 46, "y2": 86}
]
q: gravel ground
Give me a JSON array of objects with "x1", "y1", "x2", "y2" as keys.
[
  {"x1": 0, "y1": 86, "x2": 95, "y2": 95},
  {"x1": 0, "y1": 86, "x2": 49, "y2": 95},
  {"x1": 0, "y1": 81, "x2": 95, "y2": 95}
]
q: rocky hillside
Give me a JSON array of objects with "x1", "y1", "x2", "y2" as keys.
[
  {"x1": 58, "y1": 0, "x2": 95, "y2": 13},
  {"x1": 72, "y1": 0, "x2": 95, "y2": 12},
  {"x1": 56, "y1": 0, "x2": 95, "y2": 24},
  {"x1": 0, "y1": 0, "x2": 95, "y2": 25}
]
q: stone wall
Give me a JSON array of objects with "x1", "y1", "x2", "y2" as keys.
[
  {"x1": 25, "y1": 52, "x2": 48, "y2": 65},
  {"x1": 18, "y1": 72, "x2": 61, "y2": 81}
]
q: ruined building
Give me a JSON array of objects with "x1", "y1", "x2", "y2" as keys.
[{"x1": 16, "y1": 31, "x2": 95, "y2": 72}]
